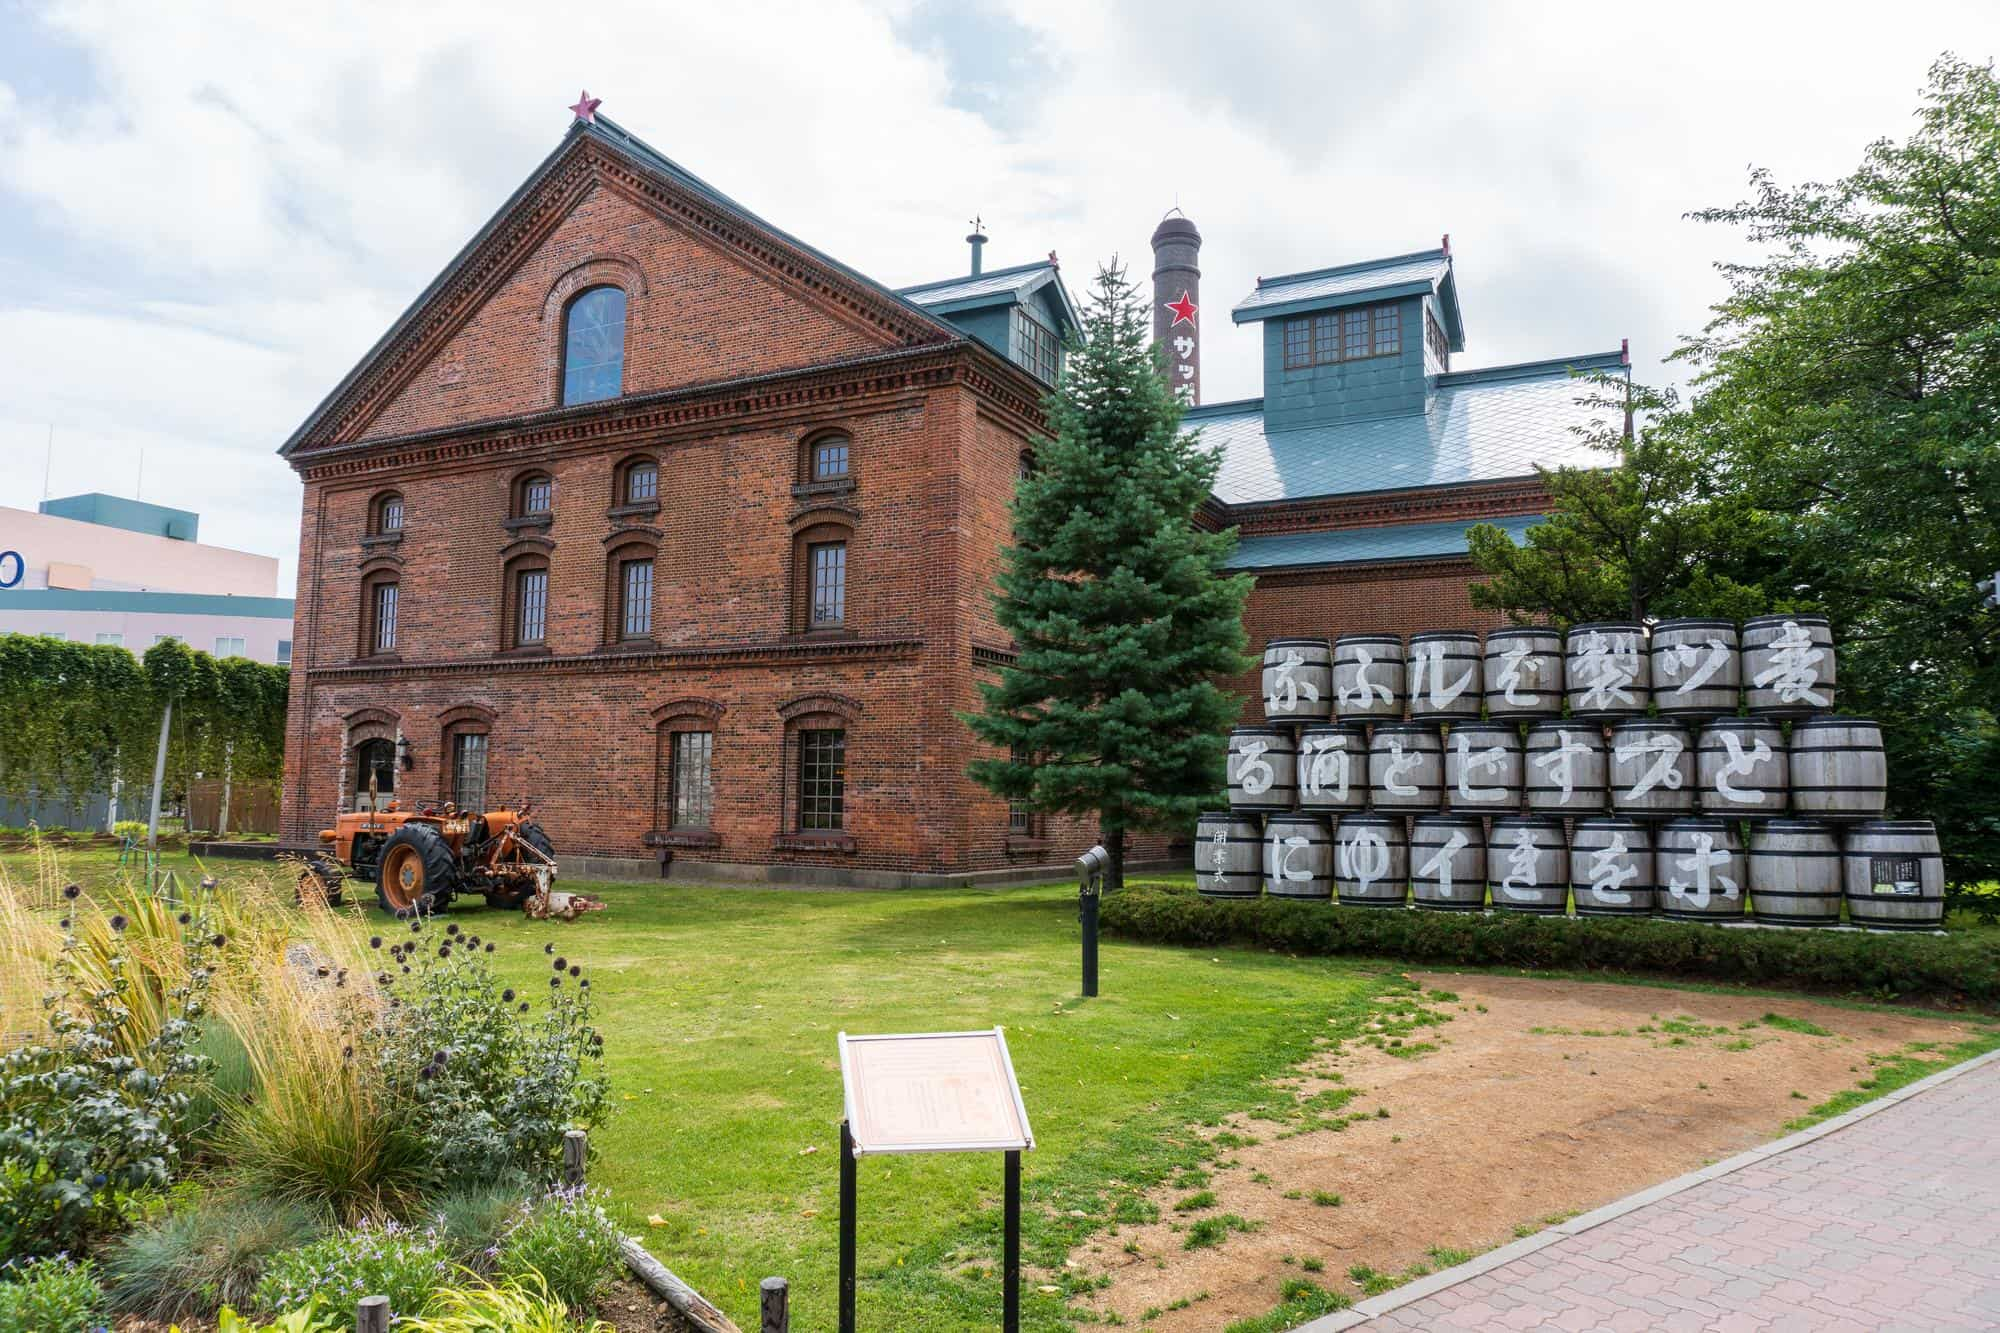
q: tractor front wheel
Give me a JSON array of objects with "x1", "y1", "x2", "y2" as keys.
[{"x1": 376, "y1": 823, "x2": 458, "y2": 918}]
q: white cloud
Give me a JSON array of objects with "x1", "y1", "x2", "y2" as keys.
[{"x1": 2, "y1": 0, "x2": 1998, "y2": 589}]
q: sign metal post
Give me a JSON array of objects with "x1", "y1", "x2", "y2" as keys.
[{"x1": 836, "y1": 1028, "x2": 1036, "y2": 1333}]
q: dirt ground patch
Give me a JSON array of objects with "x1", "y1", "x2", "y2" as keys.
[{"x1": 1066, "y1": 973, "x2": 1980, "y2": 1331}]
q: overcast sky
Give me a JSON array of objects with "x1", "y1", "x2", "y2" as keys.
[{"x1": 3, "y1": 1, "x2": 1997, "y2": 589}]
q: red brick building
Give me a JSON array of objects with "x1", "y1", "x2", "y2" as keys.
[{"x1": 277, "y1": 109, "x2": 1621, "y2": 886}]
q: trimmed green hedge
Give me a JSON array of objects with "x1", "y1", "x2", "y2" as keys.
[{"x1": 1101, "y1": 887, "x2": 2000, "y2": 1011}]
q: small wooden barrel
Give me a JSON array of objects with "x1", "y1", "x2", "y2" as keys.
[
  {"x1": 1261, "y1": 638, "x2": 1334, "y2": 724},
  {"x1": 1524, "y1": 721, "x2": 1608, "y2": 814},
  {"x1": 1570, "y1": 817, "x2": 1655, "y2": 916},
  {"x1": 1695, "y1": 718, "x2": 1787, "y2": 819},
  {"x1": 1608, "y1": 719, "x2": 1695, "y2": 819},
  {"x1": 1483, "y1": 626, "x2": 1564, "y2": 720},
  {"x1": 1264, "y1": 813, "x2": 1334, "y2": 900},
  {"x1": 1488, "y1": 815, "x2": 1569, "y2": 914},
  {"x1": 1194, "y1": 812, "x2": 1262, "y2": 899},
  {"x1": 1333, "y1": 633, "x2": 1405, "y2": 722},
  {"x1": 1789, "y1": 716, "x2": 1887, "y2": 822},
  {"x1": 1748, "y1": 820, "x2": 1842, "y2": 926},
  {"x1": 1411, "y1": 816, "x2": 1486, "y2": 910},
  {"x1": 1368, "y1": 722, "x2": 1443, "y2": 813},
  {"x1": 1406, "y1": 630, "x2": 1483, "y2": 723},
  {"x1": 1842, "y1": 820, "x2": 1945, "y2": 931},
  {"x1": 1657, "y1": 817, "x2": 1746, "y2": 922},
  {"x1": 1334, "y1": 813, "x2": 1408, "y2": 909},
  {"x1": 1650, "y1": 618, "x2": 1742, "y2": 720},
  {"x1": 1297, "y1": 723, "x2": 1369, "y2": 814},
  {"x1": 1226, "y1": 726, "x2": 1296, "y2": 813},
  {"x1": 1565, "y1": 622, "x2": 1650, "y2": 719},
  {"x1": 1444, "y1": 721, "x2": 1524, "y2": 814},
  {"x1": 1743, "y1": 614, "x2": 1837, "y2": 717}
]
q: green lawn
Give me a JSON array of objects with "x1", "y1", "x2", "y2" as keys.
[{"x1": 8, "y1": 849, "x2": 1394, "y2": 1332}]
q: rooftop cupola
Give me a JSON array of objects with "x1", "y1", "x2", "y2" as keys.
[
  {"x1": 966, "y1": 217, "x2": 988, "y2": 276},
  {"x1": 1232, "y1": 237, "x2": 1466, "y2": 431}
]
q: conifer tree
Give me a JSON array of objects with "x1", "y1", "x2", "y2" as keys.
[{"x1": 964, "y1": 262, "x2": 1252, "y2": 890}]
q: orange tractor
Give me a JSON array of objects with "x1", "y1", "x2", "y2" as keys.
[{"x1": 300, "y1": 801, "x2": 558, "y2": 917}]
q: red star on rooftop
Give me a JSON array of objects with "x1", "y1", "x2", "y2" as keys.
[
  {"x1": 568, "y1": 90, "x2": 602, "y2": 124},
  {"x1": 1165, "y1": 291, "x2": 1198, "y2": 327}
]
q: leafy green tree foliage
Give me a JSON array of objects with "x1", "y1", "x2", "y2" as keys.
[
  {"x1": 0, "y1": 636, "x2": 287, "y2": 827},
  {"x1": 1675, "y1": 55, "x2": 2000, "y2": 882},
  {"x1": 1465, "y1": 378, "x2": 1768, "y2": 626},
  {"x1": 964, "y1": 262, "x2": 1253, "y2": 888}
]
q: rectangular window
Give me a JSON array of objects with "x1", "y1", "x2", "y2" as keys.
[
  {"x1": 96, "y1": 632, "x2": 123, "y2": 647},
  {"x1": 516, "y1": 569, "x2": 547, "y2": 645},
  {"x1": 373, "y1": 583, "x2": 398, "y2": 653},
  {"x1": 1012, "y1": 308, "x2": 1061, "y2": 383},
  {"x1": 1008, "y1": 744, "x2": 1034, "y2": 835},
  {"x1": 1284, "y1": 302, "x2": 1404, "y2": 369},
  {"x1": 808, "y1": 542, "x2": 846, "y2": 629},
  {"x1": 381, "y1": 498, "x2": 404, "y2": 532},
  {"x1": 1425, "y1": 307, "x2": 1451, "y2": 370},
  {"x1": 524, "y1": 478, "x2": 552, "y2": 515},
  {"x1": 1284, "y1": 317, "x2": 1313, "y2": 369},
  {"x1": 214, "y1": 636, "x2": 246, "y2": 658},
  {"x1": 276, "y1": 639, "x2": 292, "y2": 665},
  {"x1": 621, "y1": 559, "x2": 654, "y2": 638},
  {"x1": 669, "y1": 731, "x2": 714, "y2": 828},
  {"x1": 452, "y1": 732, "x2": 488, "y2": 811},
  {"x1": 812, "y1": 438, "x2": 850, "y2": 482},
  {"x1": 798, "y1": 728, "x2": 846, "y2": 831},
  {"x1": 627, "y1": 464, "x2": 658, "y2": 503}
]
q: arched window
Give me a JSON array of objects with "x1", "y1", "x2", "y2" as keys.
[
  {"x1": 616, "y1": 456, "x2": 660, "y2": 508},
  {"x1": 513, "y1": 472, "x2": 554, "y2": 520},
  {"x1": 803, "y1": 433, "x2": 851, "y2": 484},
  {"x1": 561, "y1": 286, "x2": 627, "y2": 406},
  {"x1": 604, "y1": 536, "x2": 658, "y2": 644},
  {"x1": 371, "y1": 491, "x2": 405, "y2": 534},
  {"x1": 503, "y1": 554, "x2": 551, "y2": 649},
  {"x1": 354, "y1": 737, "x2": 396, "y2": 809},
  {"x1": 360, "y1": 573, "x2": 400, "y2": 657}
]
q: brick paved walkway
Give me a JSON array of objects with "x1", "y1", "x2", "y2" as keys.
[{"x1": 1305, "y1": 1050, "x2": 2000, "y2": 1332}]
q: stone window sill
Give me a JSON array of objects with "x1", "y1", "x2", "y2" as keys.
[
  {"x1": 646, "y1": 828, "x2": 720, "y2": 850},
  {"x1": 1006, "y1": 835, "x2": 1053, "y2": 857},
  {"x1": 773, "y1": 832, "x2": 858, "y2": 855},
  {"x1": 503, "y1": 514, "x2": 554, "y2": 534},
  {"x1": 495, "y1": 644, "x2": 552, "y2": 660},
  {"x1": 360, "y1": 531, "x2": 405, "y2": 549},
  {"x1": 792, "y1": 478, "x2": 856, "y2": 502},
  {"x1": 607, "y1": 500, "x2": 661, "y2": 522}
]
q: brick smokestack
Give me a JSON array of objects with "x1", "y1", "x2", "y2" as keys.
[{"x1": 1151, "y1": 210, "x2": 1202, "y2": 405}]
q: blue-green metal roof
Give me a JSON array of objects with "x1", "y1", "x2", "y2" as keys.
[
  {"x1": 39, "y1": 493, "x2": 200, "y2": 541},
  {"x1": 1192, "y1": 351, "x2": 1628, "y2": 506},
  {"x1": 899, "y1": 260, "x2": 1081, "y2": 333},
  {"x1": 1224, "y1": 515, "x2": 1541, "y2": 571},
  {"x1": 0, "y1": 589, "x2": 294, "y2": 619}
]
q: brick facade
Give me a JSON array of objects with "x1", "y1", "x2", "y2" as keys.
[{"x1": 278, "y1": 124, "x2": 1160, "y2": 886}]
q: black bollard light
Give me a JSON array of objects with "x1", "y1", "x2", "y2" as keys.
[{"x1": 1076, "y1": 845, "x2": 1109, "y2": 997}]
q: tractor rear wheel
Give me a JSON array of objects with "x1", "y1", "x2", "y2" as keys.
[
  {"x1": 376, "y1": 823, "x2": 458, "y2": 918},
  {"x1": 485, "y1": 823, "x2": 556, "y2": 910}
]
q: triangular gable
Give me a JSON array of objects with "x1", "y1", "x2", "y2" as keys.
[{"x1": 281, "y1": 117, "x2": 962, "y2": 455}]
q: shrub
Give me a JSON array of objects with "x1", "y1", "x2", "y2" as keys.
[
  {"x1": 214, "y1": 1301, "x2": 343, "y2": 1332},
  {"x1": 493, "y1": 1186, "x2": 622, "y2": 1309},
  {"x1": 398, "y1": 1269, "x2": 610, "y2": 1333},
  {"x1": 253, "y1": 1219, "x2": 451, "y2": 1320},
  {"x1": 112, "y1": 821, "x2": 148, "y2": 841},
  {"x1": 0, "y1": 895, "x2": 220, "y2": 1258},
  {"x1": 1101, "y1": 888, "x2": 2000, "y2": 1009},
  {"x1": 103, "y1": 1193, "x2": 323, "y2": 1320},
  {"x1": 0, "y1": 1255, "x2": 108, "y2": 1333},
  {"x1": 426, "y1": 1177, "x2": 531, "y2": 1269},
  {"x1": 370, "y1": 924, "x2": 609, "y2": 1191}
]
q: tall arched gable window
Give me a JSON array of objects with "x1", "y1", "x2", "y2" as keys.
[{"x1": 561, "y1": 286, "x2": 627, "y2": 406}]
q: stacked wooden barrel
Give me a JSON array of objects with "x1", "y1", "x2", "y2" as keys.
[{"x1": 1198, "y1": 614, "x2": 1936, "y2": 930}]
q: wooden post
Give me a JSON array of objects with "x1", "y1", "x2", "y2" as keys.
[
  {"x1": 563, "y1": 1128, "x2": 587, "y2": 1187},
  {"x1": 760, "y1": 1277, "x2": 789, "y2": 1333},
  {"x1": 356, "y1": 1295, "x2": 389, "y2": 1333}
]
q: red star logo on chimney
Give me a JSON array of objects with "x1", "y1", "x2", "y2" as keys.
[
  {"x1": 569, "y1": 90, "x2": 602, "y2": 124},
  {"x1": 1165, "y1": 291, "x2": 1198, "y2": 327}
]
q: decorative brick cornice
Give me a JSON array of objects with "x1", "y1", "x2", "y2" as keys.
[
  {"x1": 1249, "y1": 555, "x2": 1482, "y2": 586},
  {"x1": 305, "y1": 635, "x2": 922, "y2": 684},
  {"x1": 1222, "y1": 478, "x2": 1550, "y2": 537},
  {"x1": 439, "y1": 702, "x2": 498, "y2": 727},
  {"x1": 292, "y1": 344, "x2": 973, "y2": 484},
  {"x1": 649, "y1": 696, "x2": 726, "y2": 725},
  {"x1": 777, "y1": 691, "x2": 864, "y2": 722},
  {"x1": 970, "y1": 642, "x2": 1018, "y2": 670}
]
